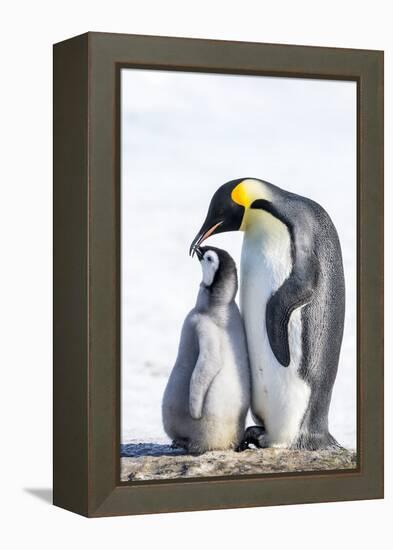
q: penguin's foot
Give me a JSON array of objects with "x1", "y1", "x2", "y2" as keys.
[
  {"x1": 171, "y1": 438, "x2": 189, "y2": 450},
  {"x1": 235, "y1": 439, "x2": 249, "y2": 452},
  {"x1": 293, "y1": 431, "x2": 343, "y2": 451},
  {"x1": 235, "y1": 426, "x2": 268, "y2": 452}
]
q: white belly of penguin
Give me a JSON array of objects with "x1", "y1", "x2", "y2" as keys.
[{"x1": 240, "y1": 212, "x2": 311, "y2": 447}]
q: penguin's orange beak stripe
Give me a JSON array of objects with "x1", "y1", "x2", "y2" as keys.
[
  {"x1": 190, "y1": 221, "x2": 223, "y2": 256},
  {"x1": 198, "y1": 221, "x2": 223, "y2": 244}
]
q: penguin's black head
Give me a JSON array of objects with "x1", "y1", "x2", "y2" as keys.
[
  {"x1": 195, "y1": 245, "x2": 238, "y2": 303},
  {"x1": 189, "y1": 179, "x2": 246, "y2": 256},
  {"x1": 190, "y1": 178, "x2": 276, "y2": 255}
]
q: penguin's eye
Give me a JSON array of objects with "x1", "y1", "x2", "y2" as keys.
[{"x1": 206, "y1": 256, "x2": 212, "y2": 262}]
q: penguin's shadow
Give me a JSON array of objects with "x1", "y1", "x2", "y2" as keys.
[{"x1": 120, "y1": 442, "x2": 187, "y2": 458}]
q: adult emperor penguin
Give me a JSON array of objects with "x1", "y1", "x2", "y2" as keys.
[
  {"x1": 162, "y1": 246, "x2": 250, "y2": 453},
  {"x1": 190, "y1": 178, "x2": 345, "y2": 450}
]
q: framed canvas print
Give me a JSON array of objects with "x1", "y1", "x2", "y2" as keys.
[{"x1": 53, "y1": 32, "x2": 384, "y2": 517}]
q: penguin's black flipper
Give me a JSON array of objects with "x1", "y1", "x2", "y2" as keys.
[
  {"x1": 250, "y1": 198, "x2": 320, "y2": 368},
  {"x1": 265, "y1": 257, "x2": 319, "y2": 367}
]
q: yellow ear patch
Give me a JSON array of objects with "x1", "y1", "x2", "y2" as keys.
[
  {"x1": 231, "y1": 182, "x2": 251, "y2": 208},
  {"x1": 231, "y1": 179, "x2": 269, "y2": 209}
]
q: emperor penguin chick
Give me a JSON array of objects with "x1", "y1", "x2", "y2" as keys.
[{"x1": 162, "y1": 246, "x2": 250, "y2": 453}]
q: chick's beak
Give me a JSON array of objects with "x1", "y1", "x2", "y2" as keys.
[{"x1": 194, "y1": 246, "x2": 204, "y2": 261}]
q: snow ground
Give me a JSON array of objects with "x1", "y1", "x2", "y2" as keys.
[{"x1": 121, "y1": 70, "x2": 357, "y2": 450}]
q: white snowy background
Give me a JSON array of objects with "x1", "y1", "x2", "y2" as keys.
[{"x1": 121, "y1": 69, "x2": 357, "y2": 450}]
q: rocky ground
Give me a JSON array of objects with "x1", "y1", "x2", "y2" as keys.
[{"x1": 120, "y1": 442, "x2": 357, "y2": 482}]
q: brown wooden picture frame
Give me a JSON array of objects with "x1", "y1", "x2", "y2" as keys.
[{"x1": 53, "y1": 32, "x2": 384, "y2": 517}]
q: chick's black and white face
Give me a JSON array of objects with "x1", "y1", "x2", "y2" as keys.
[{"x1": 200, "y1": 250, "x2": 219, "y2": 287}]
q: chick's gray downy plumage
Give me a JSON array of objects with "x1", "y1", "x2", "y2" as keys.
[{"x1": 162, "y1": 246, "x2": 250, "y2": 453}]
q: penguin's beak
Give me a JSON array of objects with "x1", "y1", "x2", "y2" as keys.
[{"x1": 189, "y1": 221, "x2": 223, "y2": 257}]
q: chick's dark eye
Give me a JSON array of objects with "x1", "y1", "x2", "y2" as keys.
[{"x1": 207, "y1": 256, "x2": 212, "y2": 262}]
